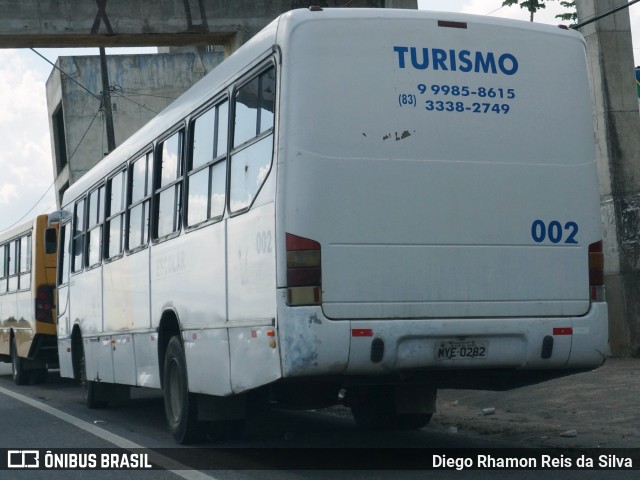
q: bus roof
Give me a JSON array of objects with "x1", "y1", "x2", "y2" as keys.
[{"x1": 0, "y1": 215, "x2": 43, "y2": 241}]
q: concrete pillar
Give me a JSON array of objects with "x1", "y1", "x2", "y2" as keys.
[{"x1": 577, "y1": 0, "x2": 640, "y2": 354}]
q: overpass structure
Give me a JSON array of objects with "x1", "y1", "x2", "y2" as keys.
[{"x1": 0, "y1": 0, "x2": 416, "y2": 52}]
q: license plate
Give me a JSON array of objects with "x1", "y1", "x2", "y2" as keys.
[{"x1": 435, "y1": 340, "x2": 488, "y2": 361}]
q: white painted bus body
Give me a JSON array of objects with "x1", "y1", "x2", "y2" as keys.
[
  {"x1": 273, "y1": 10, "x2": 607, "y2": 383},
  {"x1": 56, "y1": 8, "x2": 607, "y2": 422}
]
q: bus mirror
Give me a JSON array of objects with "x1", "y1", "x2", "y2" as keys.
[{"x1": 48, "y1": 210, "x2": 71, "y2": 226}]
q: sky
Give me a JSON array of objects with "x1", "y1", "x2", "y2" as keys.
[{"x1": 0, "y1": 0, "x2": 638, "y2": 232}]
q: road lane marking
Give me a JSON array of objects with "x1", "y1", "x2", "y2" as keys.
[{"x1": 0, "y1": 384, "x2": 217, "y2": 480}]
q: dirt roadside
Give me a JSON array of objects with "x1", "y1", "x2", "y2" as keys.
[{"x1": 429, "y1": 357, "x2": 640, "y2": 448}]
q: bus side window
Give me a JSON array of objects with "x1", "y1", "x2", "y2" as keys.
[
  {"x1": 128, "y1": 152, "x2": 152, "y2": 251},
  {"x1": 230, "y1": 66, "x2": 275, "y2": 214},
  {"x1": 187, "y1": 99, "x2": 228, "y2": 227},
  {"x1": 87, "y1": 185, "x2": 105, "y2": 267},
  {"x1": 155, "y1": 130, "x2": 184, "y2": 239},
  {"x1": 0, "y1": 244, "x2": 6, "y2": 294},
  {"x1": 106, "y1": 170, "x2": 125, "y2": 259},
  {"x1": 19, "y1": 234, "x2": 31, "y2": 290},
  {"x1": 7, "y1": 240, "x2": 17, "y2": 292},
  {"x1": 58, "y1": 222, "x2": 70, "y2": 286},
  {"x1": 72, "y1": 198, "x2": 86, "y2": 273}
]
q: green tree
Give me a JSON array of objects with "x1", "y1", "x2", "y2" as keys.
[
  {"x1": 502, "y1": 0, "x2": 576, "y2": 23},
  {"x1": 502, "y1": 0, "x2": 547, "y2": 22},
  {"x1": 556, "y1": 1, "x2": 577, "y2": 23}
]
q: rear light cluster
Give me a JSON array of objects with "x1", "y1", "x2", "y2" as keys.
[
  {"x1": 589, "y1": 241, "x2": 605, "y2": 302},
  {"x1": 35, "y1": 285, "x2": 55, "y2": 323},
  {"x1": 286, "y1": 233, "x2": 321, "y2": 306}
]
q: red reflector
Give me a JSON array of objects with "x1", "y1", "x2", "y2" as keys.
[
  {"x1": 553, "y1": 328, "x2": 573, "y2": 336},
  {"x1": 352, "y1": 329, "x2": 373, "y2": 337}
]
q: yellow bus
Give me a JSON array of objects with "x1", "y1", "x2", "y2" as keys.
[{"x1": 0, "y1": 214, "x2": 59, "y2": 385}]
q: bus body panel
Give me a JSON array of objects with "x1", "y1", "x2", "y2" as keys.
[
  {"x1": 277, "y1": 11, "x2": 600, "y2": 321},
  {"x1": 104, "y1": 250, "x2": 151, "y2": 332},
  {"x1": 58, "y1": 336, "x2": 73, "y2": 379},
  {"x1": 71, "y1": 266, "x2": 103, "y2": 336},
  {"x1": 150, "y1": 224, "x2": 227, "y2": 330},
  {"x1": 227, "y1": 203, "x2": 277, "y2": 326},
  {"x1": 57, "y1": 284, "x2": 73, "y2": 378},
  {"x1": 150, "y1": 225, "x2": 229, "y2": 393},
  {"x1": 183, "y1": 327, "x2": 232, "y2": 395},
  {"x1": 1, "y1": 295, "x2": 18, "y2": 352},
  {"x1": 277, "y1": 299, "x2": 351, "y2": 378},
  {"x1": 133, "y1": 332, "x2": 161, "y2": 388},
  {"x1": 229, "y1": 325, "x2": 281, "y2": 394},
  {"x1": 97, "y1": 335, "x2": 115, "y2": 383}
]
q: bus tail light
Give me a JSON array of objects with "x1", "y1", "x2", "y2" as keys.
[
  {"x1": 589, "y1": 241, "x2": 605, "y2": 302},
  {"x1": 35, "y1": 285, "x2": 55, "y2": 323},
  {"x1": 286, "y1": 233, "x2": 321, "y2": 306}
]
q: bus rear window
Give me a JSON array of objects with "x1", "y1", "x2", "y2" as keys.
[{"x1": 45, "y1": 228, "x2": 57, "y2": 255}]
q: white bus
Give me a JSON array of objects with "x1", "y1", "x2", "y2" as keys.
[{"x1": 56, "y1": 8, "x2": 608, "y2": 444}]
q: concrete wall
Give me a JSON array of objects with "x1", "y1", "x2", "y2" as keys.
[
  {"x1": 46, "y1": 51, "x2": 224, "y2": 206},
  {"x1": 577, "y1": 0, "x2": 640, "y2": 354}
]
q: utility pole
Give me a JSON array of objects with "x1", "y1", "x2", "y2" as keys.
[
  {"x1": 99, "y1": 47, "x2": 116, "y2": 154},
  {"x1": 576, "y1": 0, "x2": 640, "y2": 354}
]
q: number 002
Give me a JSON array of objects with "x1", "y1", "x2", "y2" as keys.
[{"x1": 531, "y1": 220, "x2": 578, "y2": 244}]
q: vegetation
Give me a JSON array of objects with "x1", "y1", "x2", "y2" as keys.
[{"x1": 502, "y1": 0, "x2": 577, "y2": 23}]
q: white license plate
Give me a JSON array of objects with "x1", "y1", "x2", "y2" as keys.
[{"x1": 435, "y1": 340, "x2": 488, "y2": 360}]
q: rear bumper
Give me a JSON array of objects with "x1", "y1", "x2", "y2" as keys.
[{"x1": 277, "y1": 295, "x2": 608, "y2": 389}]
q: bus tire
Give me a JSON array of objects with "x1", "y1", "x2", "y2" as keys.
[
  {"x1": 11, "y1": 337, "x2": 32, "y2": 386},
  {"x1": 163, "y1": 336, "x2": 205, "y2": 444}
]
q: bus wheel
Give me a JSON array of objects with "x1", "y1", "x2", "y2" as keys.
[
  {"x1": 11, "y1": 338, "x2": 32, "y2": 386},
  {"x1": 79, "y1": 345, "x2": 108, "y2": 409},
  {"x1": 163, "y1": 336, "x2": 205, "y2": 444}
]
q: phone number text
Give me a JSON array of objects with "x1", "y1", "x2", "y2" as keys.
[
  {"x1": 398, "y1": 96, "x2": 511, "y2": 114},
  {"x1": 417, "y1": 84, "x2": 516, "y2": 98}
]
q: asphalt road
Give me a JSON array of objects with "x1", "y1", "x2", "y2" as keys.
[{"x1": 0, "y1": 359, "x2": 637, "y2": 480}]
